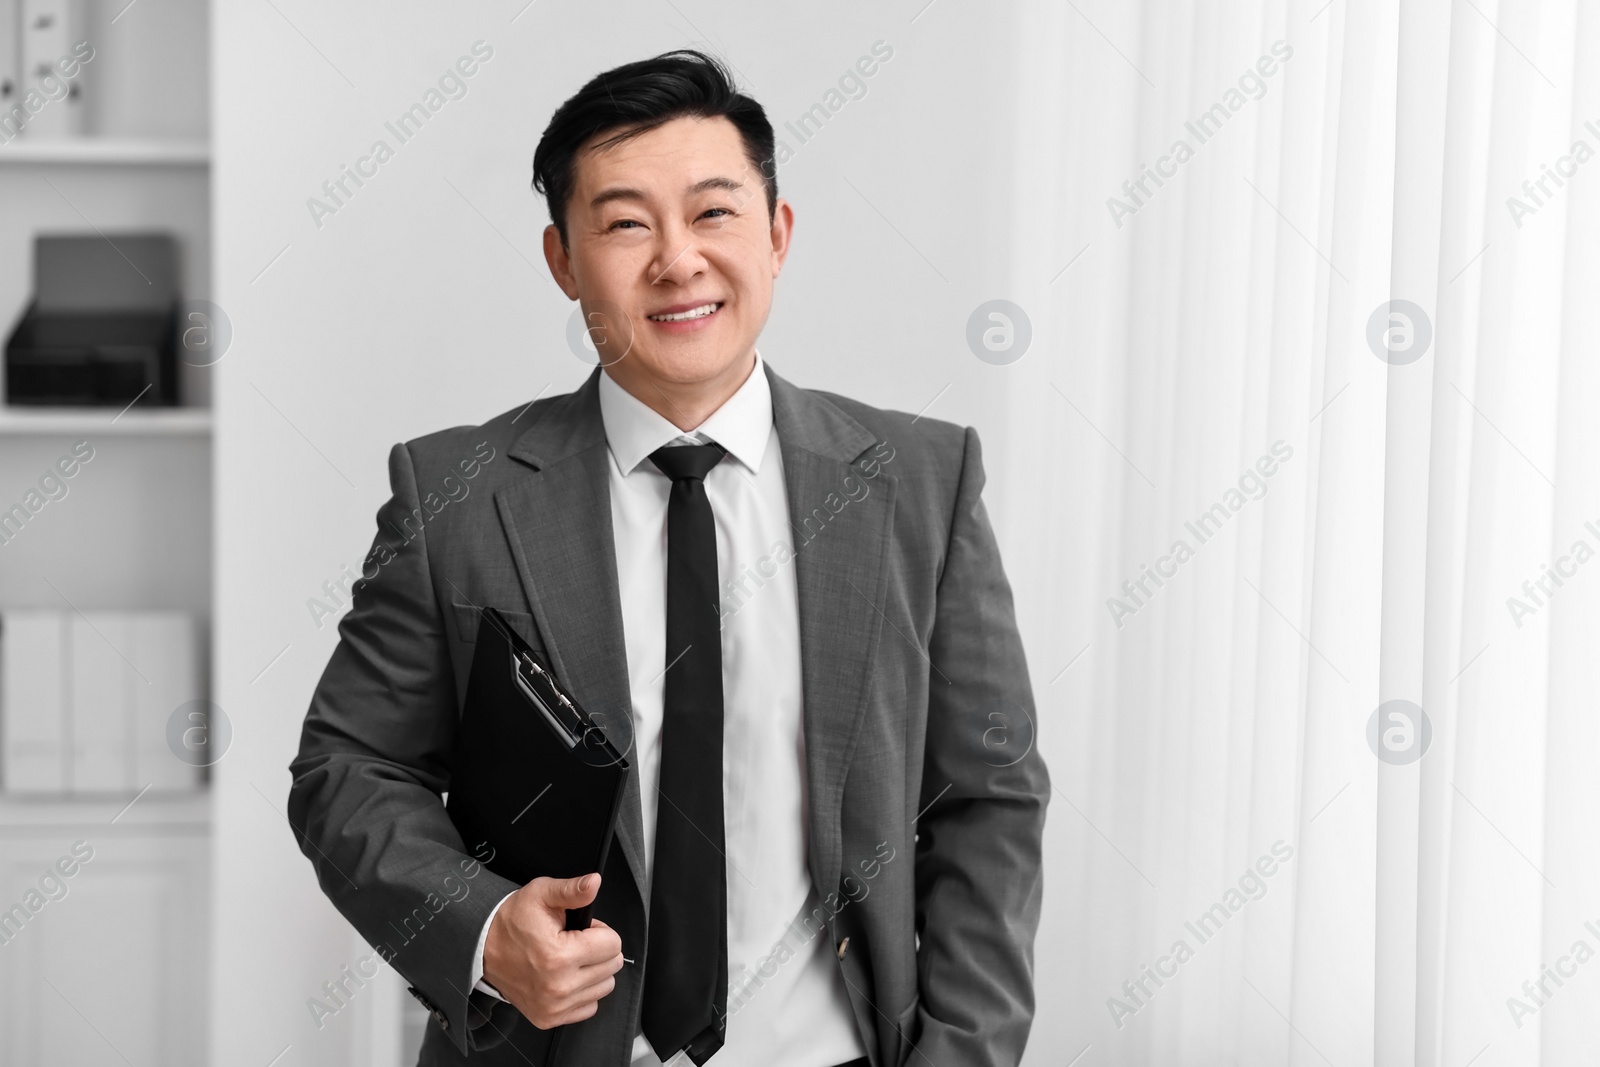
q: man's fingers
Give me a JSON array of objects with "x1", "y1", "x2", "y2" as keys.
[
  {"x1": 547, "y1": 998, "x2": 602, "y2": 1028},
  {"x1": 562, "y1": 923, "x2": 623, "y2": 966},
  {"x1": 553, "y1": 972, "x2": 619, "y2": 1016},
  {"x1": 528, "y1": 970, "x2": 616, "y2": 1029},
  {"x1": 575, "y1": 951, "x2": 626, "y2": 982}
]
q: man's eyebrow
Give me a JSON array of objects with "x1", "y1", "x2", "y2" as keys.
[{"x1": 589, "y1": 176, "x2": 746, "y2": 210}]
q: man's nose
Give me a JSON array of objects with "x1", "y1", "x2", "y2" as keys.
[{"x1": 648, "y1": 223, "x2": 708, "y2": 285}]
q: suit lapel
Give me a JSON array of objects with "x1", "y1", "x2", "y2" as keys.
[
  {"x1": 494, "y1": 370, "x2": 648, "y2": 900},
  {"x1": 767, "y1": 365, "x2": 897, "y2": 902}
]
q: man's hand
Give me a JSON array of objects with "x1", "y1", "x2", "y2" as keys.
[{"x1": 483, "y1": 873, "x2": 625, "y2": 1029}]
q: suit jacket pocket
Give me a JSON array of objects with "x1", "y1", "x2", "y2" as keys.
[{"x1": 450, "y1": 602, "x2": 541, "y2": 651}]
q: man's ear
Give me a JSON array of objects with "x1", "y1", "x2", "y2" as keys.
[
  {"x1": 543, "y1": 224, "x2": 580, "y2": 298},
  {"x1": 769, "y1": 198, "x2": 795, "y2": 278}
]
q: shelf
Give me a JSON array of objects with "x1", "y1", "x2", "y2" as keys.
[
  {"x1": 0, "y1": 406, "x2": 212, "y2": 436},
  {"x1": 0, "y1": 789, "x2": 211, "y2": 831},
  {"x1": 0, "y1": 138, "x2": 211, "y2": 166}
]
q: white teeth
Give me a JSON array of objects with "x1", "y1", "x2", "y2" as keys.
[{"x1": 648, "y1": 302, "x2": 720, "y2": 322}]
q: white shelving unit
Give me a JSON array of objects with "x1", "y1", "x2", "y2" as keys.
[
  {"x1": 0, "y1": 406, "x2": 213, "y2": 435},
  {"x1": 0, "y1": 138, "x2": 211, "y2": 166},
  {"x1": 0, "y1": 1, "x2": 214, "y2": 1062}
]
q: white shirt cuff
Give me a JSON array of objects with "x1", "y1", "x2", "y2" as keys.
[{"x1": 471, "y1": 891, "x2": 516, "y2": 1003}]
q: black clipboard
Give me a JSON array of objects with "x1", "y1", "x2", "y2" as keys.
[{"x1": 447, "y1": 607, "x2": 629, "y2": 932}]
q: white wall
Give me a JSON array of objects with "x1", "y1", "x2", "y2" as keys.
[{"x1": 213, "y1": 2, "x2": 1058, "y2": 1065}]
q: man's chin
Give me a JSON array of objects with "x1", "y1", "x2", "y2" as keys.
[{"x1": 625, "y1": 345, "x2": 755, "y2": 388}]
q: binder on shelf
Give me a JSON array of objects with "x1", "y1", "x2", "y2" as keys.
[
  {"x1": 130, "y1": 612, "x2": 201, "y2": 790},
  {"x1": 69, "y1": 611, "x2": 130, "y2": 791},
  {"x1": 1, "y1": 608, "x2": 204, "y2": 794},
  {"x1": 0, "y1": 609, "x2": 65, "y2": 792},
  {"x1": 0, "y1": 0, "x2": 19, "y2": 125},
  {"x1": 17, "y1": 0, "x2": 82, "y2": 139}
]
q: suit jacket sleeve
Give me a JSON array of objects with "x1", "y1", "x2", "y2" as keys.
[
  {"x1": 287, "y1": 441, "x2": 523, "y2": 1054},
  {"x1": 912, "y1": 426, "x2": 1050, "y2": 1066}
]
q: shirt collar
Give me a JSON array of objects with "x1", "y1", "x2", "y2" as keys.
[{"x1": 597, "y1": 350, "x2": 773, "y2": 477}]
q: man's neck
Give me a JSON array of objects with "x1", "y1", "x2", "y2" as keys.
[{"x1": 604, "y1": 350, "x2": 757, "y2": 432}]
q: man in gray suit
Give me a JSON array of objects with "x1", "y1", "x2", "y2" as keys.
[{"x1": 288, "y1": 50, "x2": 1048, "y2": 1067}]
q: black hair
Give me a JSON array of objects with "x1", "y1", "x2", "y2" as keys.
[{"x1": 531, "y1": 49, "x2": 778, "y2": 247}]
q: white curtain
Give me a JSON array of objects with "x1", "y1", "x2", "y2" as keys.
[{"x1": 1006, "y1": 0, "x2": 1599, "y2": 1063}]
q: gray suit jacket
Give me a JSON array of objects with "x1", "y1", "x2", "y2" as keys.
[{"x1": 288, "y1": 362, "x2": 1049, "y2": 1066}]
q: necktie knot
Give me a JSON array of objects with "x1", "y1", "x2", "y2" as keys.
[{"x1": 650, "y1": 442, "x2": 726, "y2": 482}]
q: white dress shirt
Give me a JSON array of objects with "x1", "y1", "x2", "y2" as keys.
[{"x1": 471, "y1": 353, "x2": 867, "y2": 1067}]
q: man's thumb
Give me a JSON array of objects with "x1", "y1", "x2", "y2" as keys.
[{"x1": 544, "y1": 872, "x2": 600, "y2": 908}]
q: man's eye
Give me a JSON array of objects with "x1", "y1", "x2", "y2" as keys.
[
  {"x1": 701, "y1": 207, "x2": 731, "y2": 220},
  {"x1": 610, "y1": 219, "x2": 642, "y2": 230}
]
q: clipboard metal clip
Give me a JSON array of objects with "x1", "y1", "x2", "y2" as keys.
[{"x1": 512, "y1": 652, "x2": 581, "y2": 750}]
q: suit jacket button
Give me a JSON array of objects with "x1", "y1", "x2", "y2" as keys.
[{"x1": 433, "y1": 1007, "x2": 451, "y2": 1031}]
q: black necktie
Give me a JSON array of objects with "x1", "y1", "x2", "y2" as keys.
[{"x1": 641, "y1": 442, "x2": 728, "y2": 1065}]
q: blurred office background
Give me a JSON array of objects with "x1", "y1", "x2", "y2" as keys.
[{"x1": 1, "y1": 0, "x2": 1597, "y2": 1064}]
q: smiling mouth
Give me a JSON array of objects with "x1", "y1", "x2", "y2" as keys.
[{"x1": 647, "y1": 301, "x2": 723, "y2": 322}]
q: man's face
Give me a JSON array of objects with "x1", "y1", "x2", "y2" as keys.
[{"x1": 544, "y1": 115, "x2": 792, "y2": 400}]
